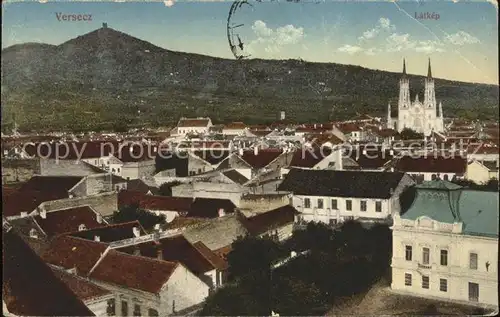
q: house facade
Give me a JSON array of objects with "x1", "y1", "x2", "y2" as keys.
[
  {"x1": 278, "y1": 169, "x2": 414, "y2": 225},
  {"x1": 466, "y1": 160, "x2": 499, "y2": 184},
  {"x1": 391, "y1": 181, "x2": 498, "y2": 308}
]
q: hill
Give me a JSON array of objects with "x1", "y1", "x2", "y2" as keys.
[{"x1": 1, "y1": 25, "x2": 498, "y2": 132}]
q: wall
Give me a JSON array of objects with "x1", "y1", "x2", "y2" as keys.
[
  {"x1": 392, "y1": 223, "x2": 498, "y2": 307},
  {"x1": 38, "y1": 192, "x2": 118, "y2": 217},
  {"x1": 466, "y1": 162, "x2": 498, "y2": 184},
  {"x1": 85, "y1": 295, "x2": 115, "y2": 317},
  {"x1": 171, "y1": 183, "x2": 195, "y2": 198},
  {"x1": 239, "y1": 194, "x2": 290, "y2": 213},
  {"x1": 162, "y1": 264, "x2": 210, "y2": 314},
  {"x1": 121, "y1": 160, "x2": 156, "y2": 180},
  {"x1": 192, "y1": 182, "x2": 248, "y2": 206},
  {"x1": 187, "y1": 154, "x2": 214, "y2": 176},
  {"x1": 292, "y1": 194, "x2": 392, "y2": 224},
  {"x1": 1, "y1": 159, "x2": 40, "y2": 184}
]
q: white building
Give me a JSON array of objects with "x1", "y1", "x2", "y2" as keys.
[
  {"x1": 387, "y1": 59, "x2": 444, "y2": 136},
  {"x1": 173, "y1": 118, "x2": 213, "y2": 136},
  {"x1": 466, "y1": 160, "x2": 499, "y2": 184},
  {"x1": 278, "y1": 169, "x2": 414, "y2": 225},
  {"x1": 391, "y1": 180, "x2": 498, "y2": 308}
]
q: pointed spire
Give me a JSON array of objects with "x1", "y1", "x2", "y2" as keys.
[
  {"x1": 402, "y1": 58, "x2": 407, "y2": 76},
  {"x1": 427, "y1": 58, "x2": 432, "y2": 78}
]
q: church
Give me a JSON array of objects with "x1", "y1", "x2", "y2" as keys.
[{"x1": 387, "y1": 59, "x2": 444, "y2": 136}]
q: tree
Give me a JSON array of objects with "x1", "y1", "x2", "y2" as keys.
[
  {"x1": 199, "y1": 284, "x2": 266, "y2": 316},
  {"x1": 399, "y1": 128, "x2": 424, "y2": 140},
  {"x1": 110, "y1": 204, "x2": 165, "y2": 231},
  {"x1": 226, "y1": 236, "x2": 286, "y2": 282},
  {"x1": 452, "y1": 178, "x2": 499, "y2": 192},
  {"x1": 272, "y1": 277, "x2": 328, "y2": 316}
]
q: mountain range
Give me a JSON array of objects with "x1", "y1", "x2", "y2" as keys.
[{"x1": 1, "y1": 25, "x2": 498, "y2": 132}]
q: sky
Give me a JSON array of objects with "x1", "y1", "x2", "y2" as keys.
[{"x1": 2, "y1": 0, "x2": 498, "y2": 85}]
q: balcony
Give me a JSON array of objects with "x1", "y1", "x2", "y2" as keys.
[{"x1": 418, "y1": 263, "x2": 432, "y2": 269}]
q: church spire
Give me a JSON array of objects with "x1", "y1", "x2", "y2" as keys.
[
  {"x1": 402, "y1": 58, "x2": 407, "y2": 76},
  {"x1": 427, "y1": 58, "x2": 432, "y2": 78},
  {"x1": 387, "y1": 102, "x2": 392, "y2": 128}
]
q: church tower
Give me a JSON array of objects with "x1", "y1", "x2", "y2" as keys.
[
  {"x1": 398, "y1": 59, "x2": 411, "y2": 109},
  {"x1": 397, "y1": 59, "x2": 411, "y2": 131},
  {"x1": 424, "y1": 58, "x2": 436, "y2": 109}
]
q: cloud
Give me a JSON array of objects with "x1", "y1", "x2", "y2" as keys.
[
  {"x1": 247, "y1": 20, "x2": 305, "y2": 56},
  {"x1": 415, "y1": 40, "x2": 445, "y2": 53},
  {"x1": 358, "y1": 17, "x2": 396, "y2": 41},
  {"x1": 364, "y1": 47, "x2": 380, "y2": 56},
  {"x1": 385, "y1": 33, "x2": 445, "y2": 53},
  {"x1": 337, "y1": 44, "x2": 363, "y2": 55},
  {"x1": 164, "y1": 0, "x2": 175, "y2": 7},
  {"x1": 445, "y1": 31, "x2": 480, "y2": 45}
]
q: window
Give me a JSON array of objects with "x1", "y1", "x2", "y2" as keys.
[
  {"x1": 422, "y1": 247, "x2": 430, "y2": 264},
  {"x1": 440, "y1": 278, "x2": 447, "y2": 292},
  {"x1": 317, "y1": 199, "x2": 324, "y2": 209},
  {"x1": 431, "y1": 174, "x2": 437, "y2": 180},
  {"x1": 117, "y1": 168, "x2": 121, "y2": 173},
  {"x1": 329, "y1": 219, "x2": 337, "y2": 226},
  {"x1": 405, "y1": 273, "x2": 412, "y2": 286},
  {"x1": 112, "y1": 168, "x2": 116, "y2": 173},
  {"x1": 443, "y1": 174, "x2": 449, "y2": 180},
  {"x1": 116, "y1": 185, "x2": 120, "y2": 191},
  {"x1": 422, "y1": 275, "x2": 429, "y2": 289},
  {"x1": 331, "y1": 199, "x2": 338, "y2": 210},
  {"x1": 106, "y1": 299, "x2": 115, "y2": 316},
  {"x1": 468, "y1": 282, "x2": 479, "y2": 302},
  {"x1": 440, "y1": 250, "x2": 448, "y2": 266},
  {"x1": 470, "y1": 253, "x2": 478, "y2": 270},
  {"x1": 78, "y1": 224, "x2": 86, "y2": 231},
  {"x1": 121, "y1": 301, "x2": 128, "y2": 316},
  {"x1": 375, "y1": 201, "x2": 382, "y2": 212},
  {"x1": 133, "y1": 304, "x2": 141, "y2": 316},
  {"x1": 360, "y1": 201, "x2": 367, "y2": 212},
  {"x1": 405, "y1": 245, "x2": 412, "y2": 261},
  {"x1": 148, "y1": 308, "x2": 159, "y2": 317},
  {"x1": 346, "y1": 200, "x2": 352, "y2": 211},
  {"x1": 304, "y1": 198, "x2": 311, "y2": 208}
]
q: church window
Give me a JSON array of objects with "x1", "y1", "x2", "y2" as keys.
[{"x1": 443, "y1": 175, "x2": 449, "y2": 181}]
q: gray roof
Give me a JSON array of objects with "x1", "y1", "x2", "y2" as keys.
[{"x1": 183, "y1": 214, "x2": 249, "y2": 251}]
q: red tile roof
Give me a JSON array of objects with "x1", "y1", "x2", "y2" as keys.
[
  {"x1": 336, "y1": 123, "x2": 362, "y2": 133},
  {"x1": 3, "y1": 228, "x2": 95, "y2": 317},
  {"x1": 2, "y1": 189, "x2": 69, "y2": 218},
  {"x1": 52, "y1": 268, "x2": 112, "y2": 302},
  {"x1": 192, "y1": 241, "x2": 228, "y2": 271},
  {"x1": 224, "y1": 122, "x2": 247, "y2": 130},
  {"x1": 118, "y1": 235, "x2": 217, "y2": 275},
  {"x1": 240, "y1": 149, "x2": 283, "y2": 169},
  {"x1": 467, "y1": 144, "x2": 500, "y2": 155},
  {"x1": 249, "y1": 130, "x2": 271, "y2": 137},
  {"x1": 178, "y1": 118, "x2": 210, "y2": 128},
  {"x1": 241, "y1": 205, "x2": 298, "y2": 236},
  {"x1": 23, "y1": 141, "x2": 120, "y2": 160},
  {"x1": 42, "y1": 235, "x2": 109, "y2": 275},
  {"x1": 89, "y1": 250, "x2": 178, "y2": 294},
  {"x1": 394, "y1": 155, "x2": 467, "y2": 174},
  {"x1": 69, "y1": 221, "x2": 146, "y2": 242},
  {"x1": 118, "y1": 190, "x2": 193, "y2": 212},
  {"x1": 34, "y1": 206, "x2": 105, "y2": 237},
  {"x1": 19, "y1": 176, "x2": 83, "y2": 193},
  {"x1": 289, "y1": 147, "x2": 333, "y2": 168},
  {"x1": 112, "y1": 143, "x2": 157, "y2": 162}
]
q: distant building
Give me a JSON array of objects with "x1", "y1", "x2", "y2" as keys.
[
  {"x1": 466, "y1": 160, "x2": 499, "y2": 184},
  {"x1": 173, "y1": 117, "x2": 213, "y2": 136},
  {"x1": 391, "y1": 180, "x2": 498, "y2": 307},
  {"x1": 387, "y1": 59, "x2": 444, "y2": 136}
]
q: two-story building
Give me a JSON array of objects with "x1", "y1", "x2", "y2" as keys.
[
  {"x1": 391, "y1": 180, "x2": 498, "y2": 308},
  {"x1": 278, "y1": 169, "x2": 414, "y2": 225}
]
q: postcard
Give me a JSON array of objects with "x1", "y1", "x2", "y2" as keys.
[{"x1": 2, "y1": 1, "x2": 499, "y2": 316}]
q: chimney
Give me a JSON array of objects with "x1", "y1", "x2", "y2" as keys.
[
  {"x1": 336, "y1": 148, "x2": 343, "y2": 170},
  {"x1": 239, "y1": 148, "x2": 244, "y2": 156},
  {"x1": 40, "y1": 210, "x2": 47, "y2": 219},
  {"x1": 102, "y1": 22, "x2": 108, "y2": 28},
  {"x1": 254, "y1": 146, "x2": 259, "y2": 156},
  {"x1": 94, "y1": 235, "x2": 101, "y2": 242},
  {"x1": 362, "y1": 149, "x2": 367, "y2": 156},
  {"x1": 154, "y1": 224, "x2": 160, "y2": 231},
  {"x1": 132, "y1": 227, "x2": 140, "y2": 237},
  {"x1": 157, "y1": 246, "x2": 163, "y2": 261},
  {"x1": 218, "y1": 208, "x2": 226, "y2": 217},
  {"x1": 96, "y1": 214, "x2": 103, "y2": 224}
]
